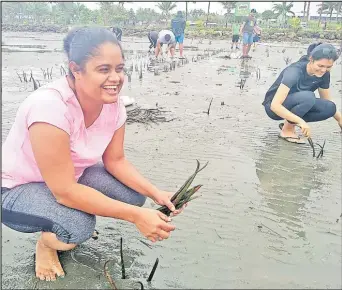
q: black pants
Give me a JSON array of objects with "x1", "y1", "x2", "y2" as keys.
[
  {"x1": 264, "y1": 91, "x2": 336, "y2": 123},
  {"x1": 113, "y1": 28, "x2": 122, "y2": 41},
  {"x1": 148, "y1": 33, "x2": 157, "y2": 49}
]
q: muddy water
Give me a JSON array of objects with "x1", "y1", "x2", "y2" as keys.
[{"x1": 2, "y1": 32, "x2": 341, "y2": 289}]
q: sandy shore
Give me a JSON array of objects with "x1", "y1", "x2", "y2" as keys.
[{"x1": 2, "y1": 31, "x2": 342, "y2": 289}]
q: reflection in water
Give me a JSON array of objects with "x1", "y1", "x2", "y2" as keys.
[
  {"x1": 238, "y1": 59, "x2": 258, "y2": 89},
  {"x1": 255, "y1": 134, "x2": 327, "y2": 239},
  {"x1": 239, "y1": 59, "x2": 252, "y2": 81}
]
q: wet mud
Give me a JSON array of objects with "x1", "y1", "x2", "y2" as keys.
[{"x1": 2, "y1": 32, "x2": 342, "y2": 289}]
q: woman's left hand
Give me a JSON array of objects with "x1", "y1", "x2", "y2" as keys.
[{"x1": 152, "y1": 190, "x2": 187, "y2": 217}]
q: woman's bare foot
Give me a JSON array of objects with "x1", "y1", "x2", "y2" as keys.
[{"x1": 35, "y1": 238, "x2": 65, "y2": 281}]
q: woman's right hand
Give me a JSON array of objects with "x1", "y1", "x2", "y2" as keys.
[
  {"x1": 134, "y1": 208, "x2": 176, "y2": 243},
  {"x1": 298, "y1": 120, "x2": 311, "y2": 137}
]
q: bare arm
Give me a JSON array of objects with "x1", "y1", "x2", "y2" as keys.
[
  {"x1": 270, "y1": 84, "x2": 305, "y2": 124},
  {"x1": 102, "y1": 124, "x2": 159, "y2": 200},
  {"x1": 29, "y1": 122, "x2": 140, "y2": 223},
  {"x1": 239, "y1": 23, "x2": 244, "y2": 35},
  {"x1": 318, "y1": 88, "x2": 342, "y2": 122}
]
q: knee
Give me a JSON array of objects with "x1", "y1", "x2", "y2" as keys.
[
  {"x1": 327, "y1": 101, "x2": 337, "y2": 117},
  {"x1": 56, "y1": 213, "x2": 96, "y2": 245},
  {"x1": 134, "y1": 194, "x2": 147, "y2": 207}
]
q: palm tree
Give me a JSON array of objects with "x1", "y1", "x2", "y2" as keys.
[
  {"x1": 318, "y1": 2, "x2": 336, "y2": 22},
  {"x1": 334, "y1": 2, "x2": 342, "y2": 23},
  {"x1": 156, "y1": 2, "x2": 177, "y2": 20},
  {"x1": 221, "y1": 2, "x2": 236, "y2": 27},
  {"x1": 303, "y1": 2, "x2": 307, "y2": 20},
  {"x1": 306, "y1": 2, "x2": 311, "y2": 21},
  {"x1": 206, "y1": 2, "x2": 210, "y2": 26},
  {"x1": 317, "y1": 1, "x2": 324, "y2": 25},
  {"x1": 185, "y1": 2, "x2": 196, "y2": 21},
  {"x1": 272, "y1": 2, "x2": 295, "y2": 26}
]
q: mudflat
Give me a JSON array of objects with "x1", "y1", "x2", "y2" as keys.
[{"x1": 2, "y1": 31, "x2": 341, "y2": 289}]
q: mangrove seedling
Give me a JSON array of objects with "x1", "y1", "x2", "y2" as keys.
[
  {"x1": 60, "y1": 65, "x2": 66, "y2": 76},
  {"x1": 307, "y1": 137, "x2": 316, "y2": 157},
  {"x1": 207, "y1": 98, "x2": 213, "y2": 115},
  {"x1": 16, "y1": 72, "x2": 22, "y2": 83},
  {"x1": 120, "y1": 237, "x2": 125, "y2": 279},
  {"x1": 147, "y1": 258, "x2": 159, "y2": 282},
  {"x1": 316, "y1": 140, "x2": 326, "y2": 158},
  {"x1": 283, "y1": 56, "x2": 292, "y2": 65},
  {"x1": 31, "y1": 75, "x2": 39, "y2": 91},
  {"x1": 256, "y1": 67, "x2": 261, "y2": 80}
]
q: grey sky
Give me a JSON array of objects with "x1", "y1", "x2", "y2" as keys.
[{"x1": 84, "y1": 2, "x2": 321, "y2": 16}]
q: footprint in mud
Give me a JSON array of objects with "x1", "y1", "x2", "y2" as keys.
[{"x1": 69, "y1": 245, "x2": 106, "y2": 272}]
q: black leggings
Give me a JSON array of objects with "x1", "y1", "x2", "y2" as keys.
[
  {"x1": 264, "y1": 91, "x2": 336, "y2": 123},
  {"x1": 148, "y1": 34, "x2": 157, "y2": 49},
  {"x1": 148, "y1": 33, "x2": 163, "y2": 50}
]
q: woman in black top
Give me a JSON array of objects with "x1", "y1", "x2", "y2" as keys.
[{"x1": 263, "y1": 43, "x2": 341, "y2": 143}]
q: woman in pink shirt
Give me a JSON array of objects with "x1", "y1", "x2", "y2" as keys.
[{"x1": 2, "y1": 27, "x2": 185, "y2": 282}]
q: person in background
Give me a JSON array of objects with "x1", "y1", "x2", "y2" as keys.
[
  {"x1": 252, "y1": 24, "x2": 262, "y2": 49},
  {"x1": 231, "y1": 21, "x2": 240, "y2": 50},
  {"x1": 2, "y1": 27, "x2": 186, "y2": 282},
  {"x1": 171, "y1": 11, "x2": 186, "y2": 58},
  {"x1": 262, "y1": 43, "x2": 341, "y2": 144},
  {"x1": 112, "y1": 27, "x2": 122, "y2": 41},
  {"x1": 147, "y1": 31, "x2": 163, "y2": 55},
  {"x1": 240, "y1": 8, "x2": 257, "y2": 58},
  {"x1": 155, "y1": 29, "x2": 176, "y2": 59}
]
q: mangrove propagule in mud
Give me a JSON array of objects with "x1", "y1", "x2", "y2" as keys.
[
  {"x1": 280, "y1": 123, "x2": 326, "y2": 158},
  {"x1": 103, "y1": 238, "x2": 161, "y2": 290}
]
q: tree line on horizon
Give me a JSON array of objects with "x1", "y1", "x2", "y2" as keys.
[{"x1": 2, "y1": 1, "x2": 341, "y2": 28}]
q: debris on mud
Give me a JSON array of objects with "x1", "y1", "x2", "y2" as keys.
[
  {"x1": 219, "y1": 55, "x2": 231, "y2": 59},
  {"x1": 258, "y1": 223, "x2": 287, "y2": 240},
  {"x1": 126, "y1": 107, "x2": 176, "y2": 126}
]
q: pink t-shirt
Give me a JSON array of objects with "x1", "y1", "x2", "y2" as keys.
[{"x1": 2, "y1": 77, "x2": 127, "y2": 189}]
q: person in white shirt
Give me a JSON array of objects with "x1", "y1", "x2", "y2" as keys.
[{"x1": 155, "y1": 29, "x2": 176, "y2": 58}]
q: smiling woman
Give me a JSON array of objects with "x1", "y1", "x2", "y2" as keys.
[
  {"x1": 262, "y1": 43, "x2": 341, "y2": 144},
  {"x1": 1, "y1": 27, "x2": 185, "y2": 282}
]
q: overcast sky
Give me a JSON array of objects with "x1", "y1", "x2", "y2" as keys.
[{"x1": 84, "y1": 2, "x2": 321, "y2": 16}]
